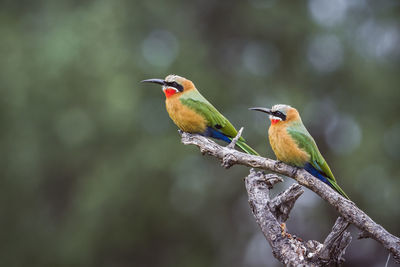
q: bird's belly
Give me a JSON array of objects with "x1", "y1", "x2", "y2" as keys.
[
  {"x1": 269, "y1": 126, "x2": 310, "y2": 167},
  {"x1": 166, "y1": 97, "x2": 207, "y2": 133}
]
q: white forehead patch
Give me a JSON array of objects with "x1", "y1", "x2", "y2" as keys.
[
  {"x1": 271, "y1": 104, "x2": 291, "y2": 113},
  {"x1": 165, "y1": 74, "x2": 182, "y2": 82}
]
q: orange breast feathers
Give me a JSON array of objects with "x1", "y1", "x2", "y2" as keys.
[
  {"x1": 268, "y1": 123, "x2": 310, "y2": 167},
  {"x1": 165, "y1": 95, "x2": 207, "y2": 133}
]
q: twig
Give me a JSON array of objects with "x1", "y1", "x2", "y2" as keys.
[
  {"x1": 386, "y1": 253, "x2": 391, "y2": 267},
  {"x1": 179, "y1": 132, "x2": 400, "y2": 263},
  {"x1": 269, "y1": 183, "x2": 303, "y2": 222},
  {"x1": 315, "y1": 217, "x2": 352, "y2": 265},
  {"x1": 227, "y1": 127, "x2": 243, "y2": 149}
]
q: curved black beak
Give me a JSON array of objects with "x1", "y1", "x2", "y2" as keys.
[
  {"x1": 249, "y1": 107, "x2": 272, "y2": 115},
  {"x1": 140, "y1": 78, "x2": 166, "y2": 85}
]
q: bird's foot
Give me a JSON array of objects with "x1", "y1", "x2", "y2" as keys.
[{"x1": 274, "y1": 160, "x2": 284, "y2": 170}]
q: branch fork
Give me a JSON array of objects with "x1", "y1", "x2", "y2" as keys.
[
  {"x1": 245, "y1": 169, "x2": 351, "y2": 266},
  {"x1": 179, "y1": 130, "x2": 400, "y2": 264}
]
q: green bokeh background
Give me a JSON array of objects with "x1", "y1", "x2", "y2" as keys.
[{"x1": 1, "y1": 0, "x2": 399, "y2": 266}]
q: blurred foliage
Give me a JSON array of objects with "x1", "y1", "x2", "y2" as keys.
[{"x1": 1, "y1": 0, "x2": 399, "y2": 266}]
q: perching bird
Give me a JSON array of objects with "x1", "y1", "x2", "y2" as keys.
[
  {"x1": 250, "y1": 104, "x2": 349, "y2": 199},
  {"x1": 141, "y1": 74, "x2": 259, "y2": 155}
]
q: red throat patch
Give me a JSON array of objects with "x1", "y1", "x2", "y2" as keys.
[
  {"x1": 164, "y1": 88, "x2": 178, "y2": 98},
  {"x1": 270, "y1": 119, "x2": 280, "y2": 125}
]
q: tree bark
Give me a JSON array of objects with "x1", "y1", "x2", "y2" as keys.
[{"x1": 180, "y1": 131, "x2": 400, "y2": 265}]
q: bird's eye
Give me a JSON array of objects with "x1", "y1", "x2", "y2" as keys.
[
  {"x1": 274, "y1": 111, "x2": 286, "y2": 121},
  {"x1": 175, "y1": 82, "x2": 184, "y2": 92}
]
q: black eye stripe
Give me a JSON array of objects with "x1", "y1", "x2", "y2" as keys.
[
  {"x1": 165, "y1": 81, "x2": 184, "y2": 92},
  {"x1": 272, "y1": 111, "x2": 286, "y2": 121}
]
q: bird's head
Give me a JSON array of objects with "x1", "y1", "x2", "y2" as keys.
[
  {"x1": 141, "y1": 74, "x2": 195, "y2": 98},
  {"x1": 249, "y1": 104, "x2": 300, "y2": 125}
]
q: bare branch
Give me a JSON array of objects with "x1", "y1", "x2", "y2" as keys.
[
  {"x1": 245, "y1": 169, "x2": 348, "y2": 266},
  {"x1": 269, "y1": 183, "x2": 304, "y2": 222},
  {"x1": 261, "y1": 173, "x2": 283, "y2": 189},
  {"x1": 315, "y1": 217, "x2": 352, "y2": 265},
  {"x1": 227, "y1": 127, "x2": 243, "y2": 149},
  {"x1": 245, "y1": 169, "x2": 312, "y2": 266},
  {"x1": 180, "y1": 132, "x2": 400, "y2": 263}
]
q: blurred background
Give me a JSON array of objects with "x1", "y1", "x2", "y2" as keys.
[{"x1": 1, "y1": 0, "x2": 399, "y2": 266}]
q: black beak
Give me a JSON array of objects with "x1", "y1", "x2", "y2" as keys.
[
  {"x1": 249, "y1": 107, "x2": 272, "y2": 115},
  {"x1": 140, "y1": 78, "x2": 166, "y2": 85}
]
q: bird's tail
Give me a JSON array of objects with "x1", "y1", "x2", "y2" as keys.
[
  {"x1": 328, "y1": 179, "x2": 350, "y2": 200},
  {"x1": 304, "y1": 163, "x2": 350, "y2": 200},
  {"x1": 235, "y1": 140, "x2": 259, "y2": 156}
]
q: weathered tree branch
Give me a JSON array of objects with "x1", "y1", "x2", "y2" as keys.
[
  {"x1": 180, "y1": 131, "x2": 400, "y2": 264},
  {"x1": 316, "y1": 217, "x2": 352, "y2": 265},
  {"x1": 245, "y1": 169, "x2": 310, "y2": 265},
  {"x1": 269, "y1": 182, "x2": 303, "y2": 222},
  {"x1": 245, "y1": 169, "x2": 351, "y2": 266}
]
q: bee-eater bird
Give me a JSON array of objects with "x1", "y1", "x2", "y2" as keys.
[
  {"x1": 141, "y1": 75, "x2": 259, "y2": 155},
  {"x1": 250, "y1": 104, "x2": 349, "y2": 199}
]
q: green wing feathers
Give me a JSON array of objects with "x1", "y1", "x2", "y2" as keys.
[
  {"x1": 235, "y1": 139, "x2": 259, "y2": 156},
  {"x1": 180, "y1": 89, "x2": 259, "y2": 155},
  {"x1": 180, "y1": 90, "x2": 239, "y2": 139},
  {"x1": 325, "y1": 176, "x2": 349, "y2": 199},
  {"x1": 312, "y1": 155, "x2": 349, "y2": 199},
  {"x1": 287, "y1": 125, "x2": 349, "y2": 199},
  {"x1": 316, "y1": 158, "x2": 349, "y2": 199}
]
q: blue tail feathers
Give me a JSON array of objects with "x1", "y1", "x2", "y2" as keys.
[
  {"x1": 304, "y1": 163, "x2": 329, "y2": 185},
  {"x1": 203, "y1": 127, "x2": 231, "y2": 143}
]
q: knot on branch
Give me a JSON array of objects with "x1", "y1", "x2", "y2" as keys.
[
  {"x1": 246, "y1": 169, "x2": 283, "y2": 188},
  {"x1": 358, "y1": 230, "x2": 372, "y2": 240},
  {"x1": 305, "y1": 240, "x2": 324, "y2": 259},
  {"x1": 222, "y1": 153, "x2": 237, "y2": 169}
]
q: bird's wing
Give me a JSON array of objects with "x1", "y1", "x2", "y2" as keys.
[
  {"x1": 179, "y1": 90, "x2": 241, "y2": 139},
  {"x1": 287, "y1": 125, "x2": 337, "y2": 183}
]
